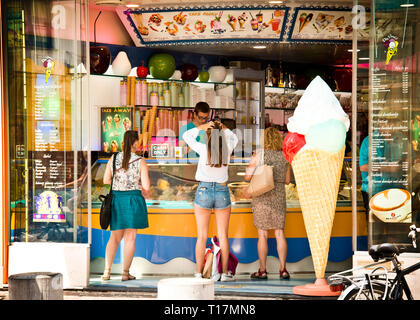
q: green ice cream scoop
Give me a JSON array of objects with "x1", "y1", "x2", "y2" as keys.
[{"x1": 305, "y1": 119, "x2": 346, "y2": 153}]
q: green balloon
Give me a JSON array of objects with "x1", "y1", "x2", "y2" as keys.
[
  {"x1": 305, "y1": 119, "x2": 346, "y2": 153},
  {"x1": 148, "y1": 53, "x2": 176, "y2": 79}
]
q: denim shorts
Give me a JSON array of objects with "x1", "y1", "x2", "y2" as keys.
[{"x1": 194, "y1": 182, "x2": 231, "y2": 210}]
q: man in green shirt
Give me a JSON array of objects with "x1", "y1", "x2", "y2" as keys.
[{"x1": 179, "y1": 102, "x2": 210, "y2": 158}]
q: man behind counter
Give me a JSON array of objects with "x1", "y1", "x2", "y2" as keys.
[{"x1": 178, "y1": 101, "x2": 210, "y2": 157}]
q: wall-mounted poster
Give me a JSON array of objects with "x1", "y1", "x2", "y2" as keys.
[
  {"x1": 101, "y1": 107, "x2": 133, "y2": 153},
  {"x1": 288, "y1": 7, "x2": 370, "y2": 43},
  {"x1": 121, "y1": 6, "x2": 289, "y2": 45}
]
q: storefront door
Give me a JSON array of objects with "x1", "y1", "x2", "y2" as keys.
[{"x1": 3, "y1": 0, "x2": 91, "y2": 288}]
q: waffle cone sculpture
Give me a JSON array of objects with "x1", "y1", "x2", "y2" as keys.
[
  {"x1": 283, "y1": 76, "x2": 350, "y2": 296},
  {"x1": 292, "y1": 147, "x2": 345, "y2": 279}
]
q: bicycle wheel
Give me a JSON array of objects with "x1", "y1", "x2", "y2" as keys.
[{"x1": 339, "y1": 282, "x2": 387, "y2": 300}]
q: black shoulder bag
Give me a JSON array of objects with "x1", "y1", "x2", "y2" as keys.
[{"x1": 98, "y1": 154, "x2": 117, "y2": 230}]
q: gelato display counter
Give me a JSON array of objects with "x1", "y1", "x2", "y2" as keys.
[{"x1": 82, "y1": 156, "x2": 368, "y2": 275}]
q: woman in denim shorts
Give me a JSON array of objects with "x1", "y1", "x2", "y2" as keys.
[{"x1": 183, "y1": 117, "x2": 238, "y2": 282}]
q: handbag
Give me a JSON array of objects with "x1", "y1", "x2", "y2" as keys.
[
  {"x1": 247, "y1": 151, "x2": 274, "y2": 197},
  {"x1": 202, "y1": 245, "x2": 214, "y2": 279},
  {"x1": 98, "y1": 153, "x2": 117, "y2": 230},
  {"x1": 212, "y1": 236, "x2": 239, "y2": 276}
]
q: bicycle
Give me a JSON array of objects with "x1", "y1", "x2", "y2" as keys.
[{"x1": 327, "y1": 224, "x2": 420, "y2": 300}]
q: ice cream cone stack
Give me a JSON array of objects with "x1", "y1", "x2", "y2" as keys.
[
  {"x1": 148, "y1": 106, "x2": 158, "y2": 146},
  {"x1": 142, "y1": 109, "x2": 150, "y2": 148},
  {"x1": 291, "y1": 147, "x2": 345, "y2": 279}
]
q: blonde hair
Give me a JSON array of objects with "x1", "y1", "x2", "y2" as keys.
[{"x1": 264, "y1": 127, "x2": 283, "y2": 151}]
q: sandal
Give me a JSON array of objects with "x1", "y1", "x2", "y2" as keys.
[
  {"x1": 250, "y1": 269, "x2": 267, "y2": 279},
  {"x1": 122, "y1": 270, "x2": 136, "y2": 281},
  {"x1": 101, "y1": 268, "x2": 111, "y2": 281},
  {"x1": 280, "y1": 269, "x2": 290, "y2": 280}
]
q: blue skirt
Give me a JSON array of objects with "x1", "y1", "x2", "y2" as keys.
[{"x1": 110, "y1": 190, "x2": 149, "y2": 231}]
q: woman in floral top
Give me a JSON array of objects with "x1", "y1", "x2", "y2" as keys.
[{"x1": 101, "y1": 130, "x2": 150, "y2": 281}]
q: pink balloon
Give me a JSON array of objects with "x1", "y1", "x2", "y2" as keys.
[{"x1": 282, "y1": 132, "x2": 306, "y2": 164}]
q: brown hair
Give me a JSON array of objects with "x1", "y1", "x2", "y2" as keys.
[
  {"x1": 121, "y1": 130, "x2": 139, "y2": 171},
  {"x1": 264, "y1": 127, "x2": 283, "y2": 151},
  {"x1": 206, "y1": 122, "x2": 229, "y2": 167},
  {"x1": 194, "y1": 101, "x2": 210, "y2": 114}
]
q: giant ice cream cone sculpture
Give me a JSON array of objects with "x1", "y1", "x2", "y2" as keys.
[
  {"x1": 283, "y1": 76, "x2": 350, "y2": 296},
  {"x1": 292, "y1": 147, "x2": 344, "y2": 278}
]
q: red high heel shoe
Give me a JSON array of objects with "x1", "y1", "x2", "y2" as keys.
[
  {"x1": 250, "y1": 269, "x2": 267, "y2": 279},
  {"x1": 280, "y1": 269, "x2": 290, "y2": 279}
]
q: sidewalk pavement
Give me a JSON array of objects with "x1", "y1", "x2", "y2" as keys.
[{"x1": 0, "y1": 273, "x2": 339, "y2": 300}]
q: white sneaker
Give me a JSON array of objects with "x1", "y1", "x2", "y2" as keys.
[
  {"x1": 220, "y1": 272, "x2": 234, "y2": 282},
  {"x1": 194, "y1": 272, "x2": 202, "y2": 278},
  {"x1": 211, "y1": 273, "x2": 221, "y2": 282}
]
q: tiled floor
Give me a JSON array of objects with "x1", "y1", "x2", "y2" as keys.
[{"x1": 88, "y1": 274, "x2": 323, "y2": 298}]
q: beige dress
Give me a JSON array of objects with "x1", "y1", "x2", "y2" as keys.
[{"x1": 251, "y1": 149, "x2": 289, "y2": 230}]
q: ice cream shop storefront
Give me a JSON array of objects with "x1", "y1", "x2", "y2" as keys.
[{"x1": 1, "y1": 0, "x2": 420, "y2": 297}]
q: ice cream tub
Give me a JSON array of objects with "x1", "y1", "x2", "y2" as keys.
[{"x1": 369, "y1": 188, "x2": 412, "y2": 223}]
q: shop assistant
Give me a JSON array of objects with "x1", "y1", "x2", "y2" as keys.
[{"x1": 178, "y1": 102, "x2": 210, "y2": 157}]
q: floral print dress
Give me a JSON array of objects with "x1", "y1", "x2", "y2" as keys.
[
  {"x1": 111, "y1": 152, "x2": 142, "y2": 191},
  {"x1": 251, "y1": 149, "x2": 289, "y2": 230}
]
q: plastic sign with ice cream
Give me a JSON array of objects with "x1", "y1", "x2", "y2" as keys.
[
  {"x1": 384, "y1": 35, "x2": 399, "y2": 65},
  {"x1": 282, "y1": 76, "x2": 349, "y2": 296}
]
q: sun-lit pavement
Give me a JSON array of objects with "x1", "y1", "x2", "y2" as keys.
[{"x1": 0, "y1": 273, "x2": 338, "y2": 300}]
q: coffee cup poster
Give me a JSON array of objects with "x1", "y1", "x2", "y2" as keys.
[
  {"x1": 369, "y1": 189, "x2": 412, "y2": 223},
  {"x1": 288, "y1": 8, "x2": 370, "y2": 42},
  {"x1": 124, "y1": 8, "x2": 289, "y2": 44},
  {"x1": 101, "y1": 107, "x2": 133, "y2": 153}
]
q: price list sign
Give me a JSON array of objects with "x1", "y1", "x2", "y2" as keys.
[
  {"x1": 371, "y1": 67, "x2": 409, "y2": 190},
  {"x1": 370, "y1": 59, "x2": 411, "y2": 224},
  {"x1": 31, "y1": 74, "x2": 66, "y2": 223},
  {"x1": 34, "y1": 74, "x2": 61, "y2": 151}
]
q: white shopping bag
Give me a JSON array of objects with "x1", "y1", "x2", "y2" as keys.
[{"x1": 210, "y1": 237, "x2": 221, "y2": 281}]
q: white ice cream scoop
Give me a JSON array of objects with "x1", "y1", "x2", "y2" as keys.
[{"x1": 287, "y1": 76, "x2": 350, "y2": 135}]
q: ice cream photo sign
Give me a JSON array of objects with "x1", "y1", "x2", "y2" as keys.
[
  {"x1": 288, "y1": 7, "x2": 370, "y2": 43},
  {"x1": 120, "y1": 7, "x2": 289, "y2": 45},
  {"x1": 283, "y1": 76, "x2": 349, "y2": 296}
]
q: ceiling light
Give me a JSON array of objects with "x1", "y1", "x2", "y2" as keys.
[
  {"x1": 126, "y1": 4, "x2": 139, "y2": 8},
  {"x1": 253, "y1": 45, "x2": 266, "y2": 49},
  {"x1": 269, "y1": 1, "x2": 283, "y2": 3},
  {"x1": 400, "y1": 3, "x2": 415, "y2": 7},
  {"x1": 359, "y1": 57, "x2": 370, "y2": 60},
  {"x1": 348, "y1": 49, "x2": 361, "y2": 52}
]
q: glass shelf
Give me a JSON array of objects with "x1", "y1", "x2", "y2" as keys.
[
  {"x1": 265, "y1": 107, "x2": 296, "y2": 111},
  {"x1": 132, "y1": 105, "x2": 235, "y2": 111},
  {"x1": 235, "y1": 99, "x2": 260, "y2": 102},
  {"x1": 91, "y1": 73, "x2": 234, "y2": 86},
  {"x1": 265, "y1": 86, "x2": 297, "y2": 90}
]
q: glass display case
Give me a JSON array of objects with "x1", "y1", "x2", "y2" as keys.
[
  {"x1": 82, "y1": 156, "x2": 361, "y2": 209},
  {"x1": 232, "y1": 69, "x2": 265, "y2": 156}
]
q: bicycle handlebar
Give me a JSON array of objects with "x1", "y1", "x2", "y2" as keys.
[{"x1": 408, "y1": 224, "x2": 420, "y2": 248}]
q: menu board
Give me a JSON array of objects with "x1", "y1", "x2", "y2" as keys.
[
  {"x1": 123, "y1": 7, "x2": 289, "y2": 45},
  {"x1": 369, "y1": 24, "x2": 411, "y2": 224},
  {"x1": 288, "y1": 8, "x2": 370, "y2": 42},
  {"x1": 34, "y1": 74, "x2": 61, "y2": 151},
  {"x1": 31, "y1": 151, "x2": 66, "y2": 223}
]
